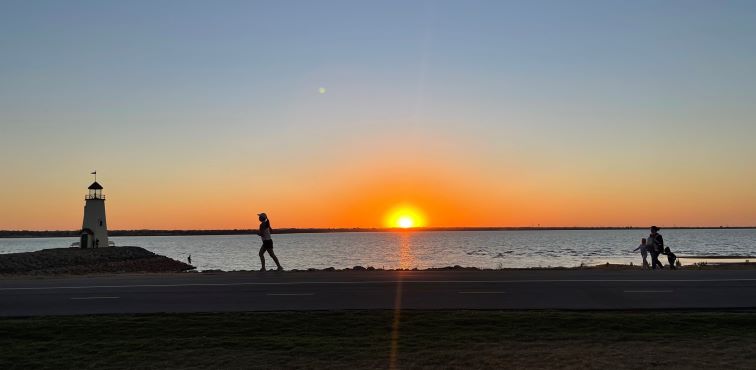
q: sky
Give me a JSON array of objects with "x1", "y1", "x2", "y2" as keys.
[{"x1": 1, "y1": 0, "x2": 755, "y2": 230}]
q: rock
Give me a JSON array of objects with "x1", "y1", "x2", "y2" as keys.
[
  {"x1": 352, "y1": 266, "x2": 366, "y2": 271},
  {"x1": 0, "y1": 246, "x2": 194, "y2": 275}
]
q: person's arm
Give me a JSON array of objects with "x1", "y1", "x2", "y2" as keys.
[{"x1": 632, "y1": 245, "x2": 641, "y2": 252}]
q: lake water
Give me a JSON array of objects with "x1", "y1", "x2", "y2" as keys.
[{"x1": 1, "y1": 229, "x2": 755, "y2": 271}]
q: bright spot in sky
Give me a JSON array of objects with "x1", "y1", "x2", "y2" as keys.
[
  {"x1": 398, "y1": 216, "x2": 414, "y2": 228},
  {"x1": 386, "y1": 205, "x2": 426, "y2": 229},
  {"x1": 319, "y1": 87, "x2": 326, "y2": 94}
]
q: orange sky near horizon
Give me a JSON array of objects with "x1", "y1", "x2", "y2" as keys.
[
  {"x1": 2, "y1": 121, "x2": 755, "y2": 230},
  {"x1": 2, "y1": 149, "x2": 755, "y2": 230},
  {"x1": 2, "y1": 121, "x2": 756, "y2": 230}
]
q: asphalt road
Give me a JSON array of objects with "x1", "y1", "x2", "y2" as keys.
[{"x1": 2, "y1": 269, "x2": 756, "y2": 316}]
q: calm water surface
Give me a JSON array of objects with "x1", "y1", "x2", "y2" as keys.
[{"x1": 1, "y1": 229, "x2": 755, "y2": 271}]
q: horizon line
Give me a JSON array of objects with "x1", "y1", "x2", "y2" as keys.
[{"x1": 1, "y1": 225, "x2": 755, "y2": 238}]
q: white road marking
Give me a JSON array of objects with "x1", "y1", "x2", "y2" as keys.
[
  {"x1": 458, "y1": 291, "x2": 507, "y2": 294},
  {"x1": 70, "y1": 296, "x2": 120, "y2": 300},
  {"x1": 1, "y1": 278, "x2": 756, "y2": 291},
  {"x1": 624, "y1": 290, "x2": 674, "y2": 293},
  {"x1": 266, "y1": 293, "x2": 315, "y2": 296}
]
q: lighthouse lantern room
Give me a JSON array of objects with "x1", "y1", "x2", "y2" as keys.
[{"x1": 81, "y1": 173, "x2": 109, "y2": 248}]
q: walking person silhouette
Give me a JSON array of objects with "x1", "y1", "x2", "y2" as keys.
[
  {"x1": 257, "y1": 213, "x2": 283, "y2": 271},
  {"x1": 648, "y1": 226, "x2": 665, "y2": 269}
]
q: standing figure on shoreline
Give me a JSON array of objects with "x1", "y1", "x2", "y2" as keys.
[
  {"x1": 632, "y1": 238, "x2": 649, "y2": 269},
  {"x1": 647, "y1": 226, "x2": 665, "y2": 269},
  {"x1": 258, "y1": 212, "x2": 283, "y2": 272}
]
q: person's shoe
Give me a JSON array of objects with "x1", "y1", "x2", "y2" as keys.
[
  {"x1": 259, "y1": 268, "x2": 266, "y2": 272},
  {"x1": 276, "y1": 266, "x2": 284, "y2": 272}
]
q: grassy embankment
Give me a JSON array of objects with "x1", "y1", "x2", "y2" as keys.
[{"x1": 2, "y1": 311, "x2": 756, "y2": 369}]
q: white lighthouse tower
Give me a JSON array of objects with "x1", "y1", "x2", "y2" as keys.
[{"x1": 81, "y1": 173, "x2": 109, "y2": 248}]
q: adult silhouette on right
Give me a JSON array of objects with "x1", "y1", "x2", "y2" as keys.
[{"x1": 647, "y1": 226, "x2": 665, "y2": 269}]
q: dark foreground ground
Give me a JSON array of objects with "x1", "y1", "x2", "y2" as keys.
[{"x1": 2, "y1": 310, "x2": 756, "y2": 369}]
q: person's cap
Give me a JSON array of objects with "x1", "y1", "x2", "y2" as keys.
[
  {"x1": 651, "y1": 226, "x2": 660, "y2": 231},
  {"x1": 257, "y1": 212, "x2": 267, "y2": 219}
]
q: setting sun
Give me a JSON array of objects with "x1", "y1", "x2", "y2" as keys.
[
  {"x1": 397, "y1": 216, "x2": 414, "y2": 228},
  {"x1": 385, "y1": 205, "x2": 426, "y2": 229}
]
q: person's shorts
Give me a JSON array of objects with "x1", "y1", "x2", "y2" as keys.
[{"x1": 261, "y1": 239, "x2": 273, "y2": 250}]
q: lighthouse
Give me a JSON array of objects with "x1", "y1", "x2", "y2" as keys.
[{"x1": 81, "y1": 174, "x2": 109, "y2": 248}]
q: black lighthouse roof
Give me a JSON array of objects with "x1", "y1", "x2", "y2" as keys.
[{"x1": 88, "y1": 181, "x2": 103, "y2": 190}]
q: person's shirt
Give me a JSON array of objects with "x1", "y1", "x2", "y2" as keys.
[
  {"x1": 653, "y1": 233, "x2": 664, "y2": 252},
  {"x1": 647, "y1": 233, "x2": 664, "y2": 252},
  {"x1": 259, "y1": 221, "x2": 272, "y2": 241},
  {"x1": 645, "y1": 237, "x2": 654, "y2": 248}
]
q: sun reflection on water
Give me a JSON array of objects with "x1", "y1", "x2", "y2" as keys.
[{"x1": 397, "y1": 232, "x2": 415, "y2": 270}]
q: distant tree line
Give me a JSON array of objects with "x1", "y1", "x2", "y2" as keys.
[
  {"x1": 0, "y1": 226, "x2": 752, "y2": 238},
  {"x1": 0, "y1": 228, "x2": 381, "y2": 238}
]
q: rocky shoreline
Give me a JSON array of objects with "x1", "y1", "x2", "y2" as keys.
[
  {"x1": 2, "y1": 247, "x2": 754, "y2": 276},
  {"x1": 0, "y1": 247, "x2": 195, "y2": 275},
  {"x1": 197, "y1": 261, "x2": 756, "y2": 273}
]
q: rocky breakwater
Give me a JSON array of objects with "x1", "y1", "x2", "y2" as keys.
[{"x1": 0, "y1": 246, "x2": 195, "y2": 275}]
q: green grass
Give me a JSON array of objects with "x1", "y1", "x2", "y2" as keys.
[{"x1": 2, "y1": 311, "x2": 756, "y2": 369}]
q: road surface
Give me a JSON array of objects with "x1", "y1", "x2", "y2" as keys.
[{"x1": 2, "y1": 269, "x2": 756, "y2": 316}]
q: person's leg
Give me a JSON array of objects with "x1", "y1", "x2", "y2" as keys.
[
  {"x1": 268, "y1": 249, "x2": 283, "y2": 270},
  {"x1": 668, "y1": 256, "x2": 676, "y2": 270},
  {"x1": 651, "y1": 252, "x2": 663, "y2": 269},
  {"x1": 258, "y1": 245, "x2": 267, "y2": 271}
]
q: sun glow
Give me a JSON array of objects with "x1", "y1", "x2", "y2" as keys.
[
  {"x1": 386, "y1": 205, "x2": 426, "y2": 229},
  {"x1": 398, "y1": 216, "x2": 414, "y2": 228}
]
